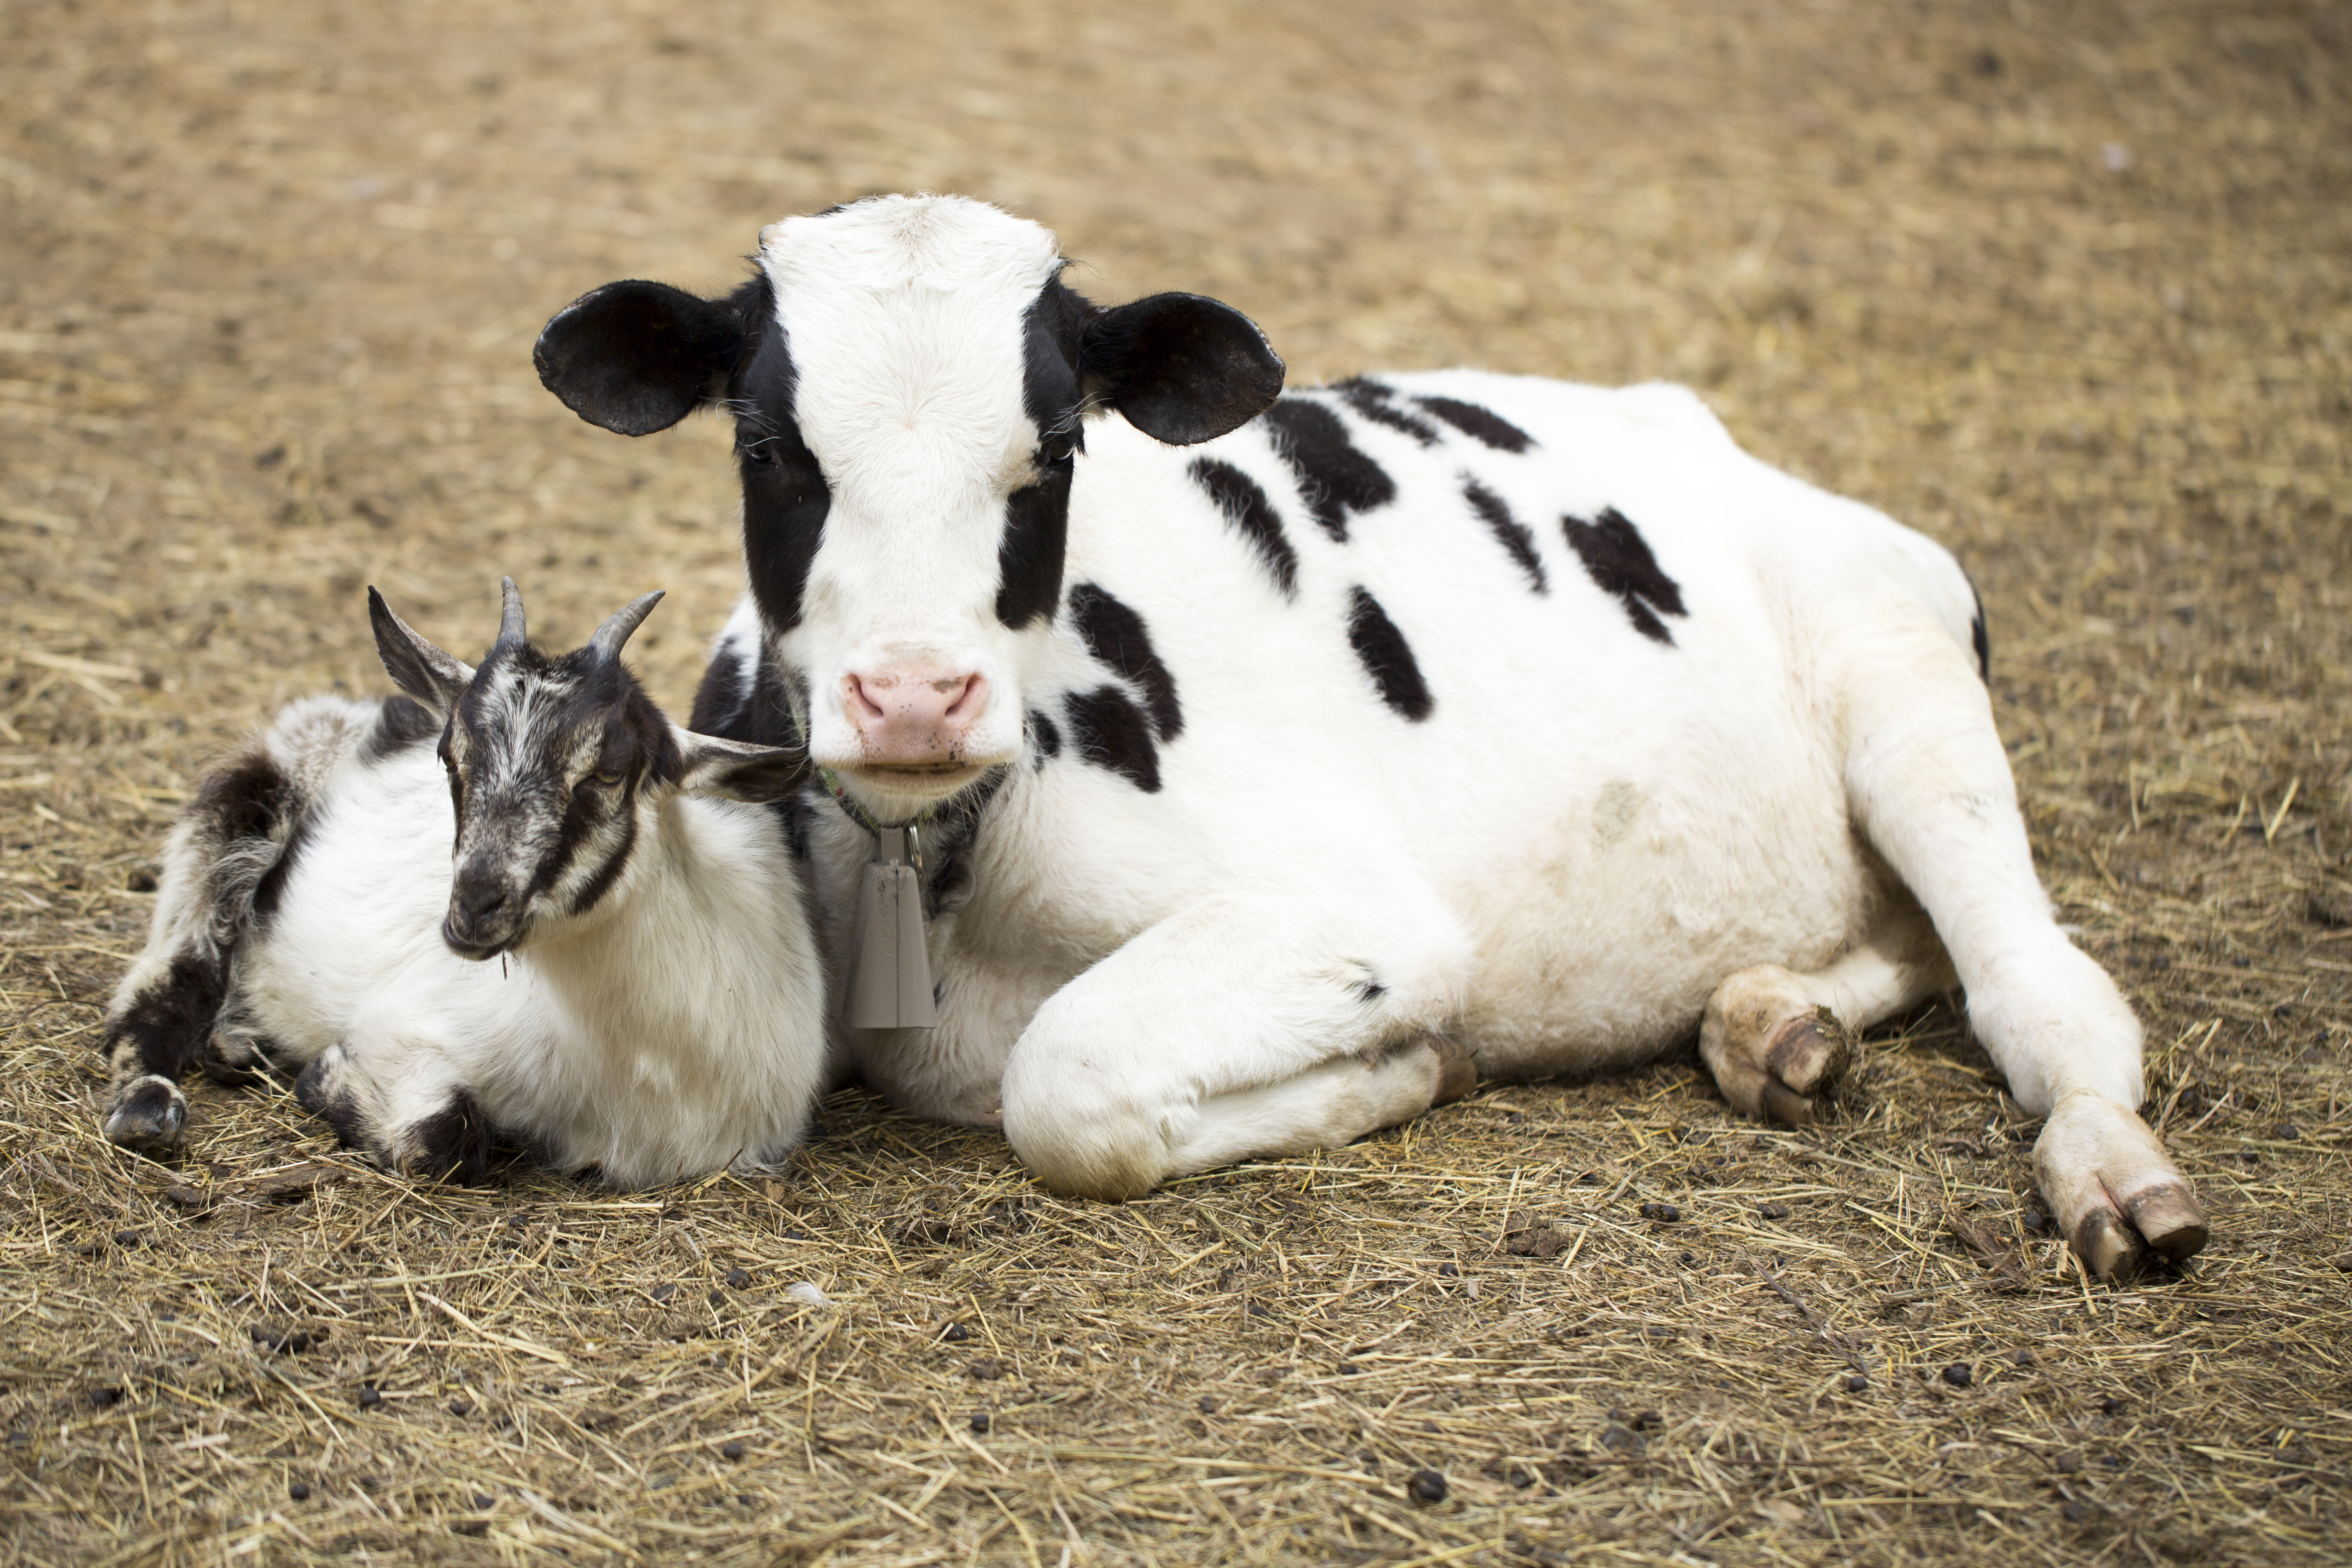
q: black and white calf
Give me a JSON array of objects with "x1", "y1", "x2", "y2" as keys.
[
  {"x1": 101, "y1": 582, "x2": 825, "y2": 1188},
  {"x1": 535, "y1": 194, "x2": 2208, "y2": 1276}
]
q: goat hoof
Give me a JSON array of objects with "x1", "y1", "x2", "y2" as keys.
[
  {"x1": 1430, "y1": 1040, "x2": 1479, "y2": 1107},
  {"x1": 104, "y1": 1076, "x2": 187, "y2": 1152}
]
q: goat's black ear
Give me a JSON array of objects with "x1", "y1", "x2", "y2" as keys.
[
  {"x1": 1079, "y1": 292, "x2": 1286, "y2": 446},
  {"x1": 534, "y1": 280, "x2": 745, "y2": 437},
  {"x1": 368, "y1": 588, "x2": 472, "y2": 719},
  {"x1": 673, "y1": 729, "x2": 809, "y2": 803}
]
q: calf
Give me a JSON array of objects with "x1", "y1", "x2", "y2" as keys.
[
  {"x1": 535, "y1": 195, "x2": 2207, "y2": 1276},
  {"x1": 102, "y1": 581, "x2": 825, "y2": 1188}
]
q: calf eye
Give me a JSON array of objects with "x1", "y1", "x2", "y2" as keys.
[{"x1": 736, "y1": 435, "x2": 778, "y2": 466}]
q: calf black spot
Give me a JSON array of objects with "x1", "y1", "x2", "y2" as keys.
[
  {"x1": 1061, "y1": 685, "x2": 1162, "y2": 793},
  {"x1": 408, "y1": 1087, "x2": 495, "y2": 1186},
  {"x1": 1416, "y1": 395, "x2": 1534, "y2": 453},
  {"x1": 1189, "y1": 458, "x2": 1299, "y2": 600},
  {"x1": 1462, "y1": 477, "x2": 1545, "y2": 593},
  {"x1": 1346, "y1": 587, "x2": 1434, "y2": 722},
  {"x1": 1028, "y1": 708, "x2": 1061, "y2": 762},
  {"x1": 1561, "y1": 508, "x2": 1686, "y2": 645},
  {"x1": 1066, "y1": 583, "x2": 1183, "y2": 740},
  {"x1": 997, "y1": 279, "x2": 1091, "y2": 629},
  {"x1": 1264, "y1": 399, "x2": 1396, "y2": 542},
  {"x1": 1332, "y1": 378, "x2": 1440, "y2": 445},
  {"x1": 732, "y1": 321, "x2": 831, "y2": 634},
  {"x1": 995, "y1": 462, "x2": 1072, "y2": 629}
]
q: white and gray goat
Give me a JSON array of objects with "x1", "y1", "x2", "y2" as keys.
[{"x1": 100, "y1": 580, "x2": 826, "y2": 1188}]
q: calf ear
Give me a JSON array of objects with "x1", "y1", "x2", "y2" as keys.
[
  {"x1": 1080, "y1": 292, "x2": 1286, "y2": 446},
  {"x1": 367, "y1": 589, "x2": 472, "y2": 719},
  {"x1": 673, "y1": 729, "x2": 811, "y2": 803},
  {"x1": 534, "y1": 280, "x2": 744, "y2": 437}
]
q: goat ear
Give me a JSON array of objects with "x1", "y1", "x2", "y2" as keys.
[
  {"x1": 1079, "y1": 292, "x2": 1286, "y2": 446},
  {"x1": 368, "y1": 588, "x2": 472, "y2": 718},
  {"x1": 672, "y1": 728, "x2": 810, "y2": 803},
  {"x1": 534, "y1": 280, "x2": 745, "y2": 437}
]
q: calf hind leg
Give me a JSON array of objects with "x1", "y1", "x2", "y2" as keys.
[
  {"x1": 1840, "y1": 620, "x2": 2206, "y2": 1278},
  {"x1": 1702, "y1": 894, "x2": 1955, "y2": 1127}
]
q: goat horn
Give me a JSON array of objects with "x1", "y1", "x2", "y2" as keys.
[
  {"x1": 496, "y1": 577, "x2": 527, "y2": 650},
  {"x1": 589, "y1": 589, "x2": 665, "y2": 660}
]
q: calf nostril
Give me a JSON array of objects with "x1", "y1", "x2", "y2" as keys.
[
  {"x1": 845, "y1": 675, "x2": 888, "y2": 722},
  {"x1": 940, "y1": 675, "x2": 982, "y2": 721}
]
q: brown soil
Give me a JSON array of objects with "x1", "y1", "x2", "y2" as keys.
[{"x1": 3, "y1": 0, "x2": 2347, "y2": 1563}]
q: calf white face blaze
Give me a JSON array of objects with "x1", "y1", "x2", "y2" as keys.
[{"x1": 535, "y1": 195, "x2": 1286, "y2": 822}]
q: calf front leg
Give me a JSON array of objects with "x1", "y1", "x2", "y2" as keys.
[
  {"x1": 1000, "y1": 892, "x2": 1474, "y2": 1199},
  {"x1": 1703, "y1": 893, "x2": 1956, "y2": 1126}
]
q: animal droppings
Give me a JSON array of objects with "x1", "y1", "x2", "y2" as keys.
[
  {"x1": 1408, "y1": 1468, "x2": 1448, "y2": 1504},
  {"x1": 288, "y1": 1481, "x2": 309, "y2": 1501},
  {"x1": 1598, "y1": 1423, "x2": 1645, "y2": 1456},
  {"x1": 969, "y1": 1411, "x2": 991, "y2": 1434},
  {"x1": 1638, "y1": 1202, "x2": 1682, "y2": 1222},
  {"x1": 649, "y1": 1284, "x2": 676, "y2": 1302},
  {"x1": 724, "y1": 1267, "x2": 751, "y2": 1288},
  {"x1": 1845, "y1": 1374, "x2": 1869, "y2": 1392},
  {"x1": 448, "y1": 1398, "x2": 474, "y2": 1416},
  {"x1": 941, "y1": 1322, "x2": 971, "y2": 1342},
  {"x1": 1757, "y1": 1203, "x2": 1791, "y2": 1220},
  {"x1": 1941, "y1": 1363, "x2": 1974, "y2": 1388},
  {"x1": 967, "y1": 1359, "x2": 1005, "y2": 1381},
  {"x1": 720, "y1": 1440, "x2": 745, "y2": 1460},
  {"x1": 356, "y1": 1385, "x2": 382, "y2": 1408}
]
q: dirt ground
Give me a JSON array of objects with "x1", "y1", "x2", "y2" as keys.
[{"x1": 3, "y1": 0, "x2": 2348, "y2": 1562}]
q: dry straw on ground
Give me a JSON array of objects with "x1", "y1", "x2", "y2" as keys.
[{"x1": 2, "y1": 0, "x2": 2347, "y2": 1563}]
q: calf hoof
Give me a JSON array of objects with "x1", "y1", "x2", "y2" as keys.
[
  {"x1": 1701, "y1": 970, "x2": 1853, "y2": 1127},
  {"x1": 2035, "y1": 1090, "x2": 2210, "y2": 1281},
  {"x1": 104, "y1": 1075, "x2": 188, "y2": 1153}
]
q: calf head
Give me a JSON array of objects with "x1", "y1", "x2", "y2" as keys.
[
  {"x1": 533, "y1": 195, "x2": 1285, "y2": 820},
  {"x1": 369, "y1": 579, "x2": 807, "y2": 958}
]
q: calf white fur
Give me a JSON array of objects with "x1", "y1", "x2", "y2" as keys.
[
  {"x1": 102, "y1": 582, "x2": 825, "y2": 1189},
  {"x1": 536, "y1": 195, "x2": 2209, "y2": 1276}
]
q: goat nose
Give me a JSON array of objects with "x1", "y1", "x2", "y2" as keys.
[
  {"x1": 453, "y1": 880, "x2": 509, "y2": 923},
  {"x1": 843, "y1": 668, "x2": 987, "y2": 766}
]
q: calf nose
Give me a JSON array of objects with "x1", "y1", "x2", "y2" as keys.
[{"x1": 843, "y1": 668, "x2": 987, "y2": 766}]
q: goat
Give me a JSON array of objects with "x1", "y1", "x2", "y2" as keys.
[{"x1": 100, "y1": 579, "x2": 826, "y2": 1188}]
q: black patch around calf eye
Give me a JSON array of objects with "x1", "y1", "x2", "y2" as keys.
[
  {"x1": 1189, "y1": 458, "x2": 1299, "y2": 601},
  {"x1": 1462, "y1": 476, "x2": 1546, "y2": 593},
  {"x1": 1066, "y1": 583, "x2": 1183, "y2": 741},
  {"x1": 1964, "y1": 572, "x2": 1991, "y2": 681},
  {"x1": 1332, "y1": 378, "x2": 1440, "y2": 445},
  {"x1": 1561, "y1": 507, "x2": 1686, "y2": 646},
  {"x1": 735, "y1": 329, "x2": 830, "y2": 634},
  {"x1": 995, "y1": 462, "x2": 1072, "y2": 629},
  {"x1": 1263, "y1": 399, "x2": 1396, "y2": 543},
  {"x1": 1061, "y1": 685, "x2": 1162, "y2": 792},
  {"x1": 1345, "y1": 586, "x2": 1434, "y2": 722},
  {"x1": 1415, "y1": 395, "x2": 1534, "y2": 453}
]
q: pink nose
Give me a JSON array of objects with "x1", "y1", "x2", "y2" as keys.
[{"x1": 843, "y1": 668, "x2": 987, "y2": 766}]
